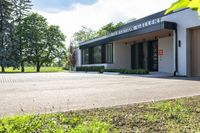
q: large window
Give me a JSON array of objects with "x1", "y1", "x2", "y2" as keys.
[
  {"x1": 106, "y1": 43, "x2": 113, "y2": 63},
  {"x1": 82, "y1": 48, "x2": 89, "y2": 64},
  {"x1": 81, "y1": 43, "x2": 113, "y2": 65},
  {"x1": 93, "y1": 45, "x2": 102, "y2": 64}
]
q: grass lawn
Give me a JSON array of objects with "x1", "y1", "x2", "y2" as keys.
[
  {"x1": 2, "y1": 67, "x2": 64, "y2": 73},
  {"x1": 0, "y1": 96, "x2": 200, "y2": 132}
]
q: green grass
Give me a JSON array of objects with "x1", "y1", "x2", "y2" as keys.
[
  {"x1": 2, "y1": 67, "x2": 64, "y2": 73},
  {"x1": 0, "y1": 96, "x2": 200, "y2": 132},
  {"x1": 0, "y1": 114, "x2": 116, "y2": 133}
]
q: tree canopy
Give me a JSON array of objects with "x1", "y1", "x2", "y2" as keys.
[
  {"x1": 20, "y1": 13, "x2": 66, "y2": 72},
  {"x1": 0, "y1": 0, "x2": 67, "y2": 72},
  {"x1": 0, "y1": 0, "x2": 19, "y2": 72},
  {"x1": 166, "y1": 0, "x2": 200, "y2": 15},
  {"x1": 73, "y1": 26, "x2": 96, "y2": 43},
  {"x1": 96, "y1": 22, "x2": 123, "y2": 37},
  {"x1": 12, "y1": 0, "x2": 32, "y2": 72},
  {"x1": 72, "y1": 22, "x2": 123, "y2": 44}
]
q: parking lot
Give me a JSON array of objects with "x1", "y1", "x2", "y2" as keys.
[{"x1": 0, "y1": 72, "x2": 200, "y2": 117}]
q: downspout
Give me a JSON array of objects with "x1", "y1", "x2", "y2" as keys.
[{"x1": 174, "y1": 27, "x2": 178, "y2": 76}]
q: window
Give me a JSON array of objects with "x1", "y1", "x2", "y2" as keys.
[
  {"x1": 106, "y1": 43, "x2": 113, "y2": 63},
  {"x1": 93, "y1": 45, "x2": 102, "y2": 64},
  {"x1": 81, "y1": 43, "x2": 113, "y2": 65},
  {"x1": 82, "y1": 48, "x2": 89, "y2": 64}
]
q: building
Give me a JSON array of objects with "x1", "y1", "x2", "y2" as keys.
[{"x1": 76, "y1": 9, "x2": 200, "y2": 77}]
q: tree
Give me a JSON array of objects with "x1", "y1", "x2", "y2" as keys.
[
  {"x1": 72, "y1": 22, "x2": 124, "y2": 44},
  {"x1": 73, "y1": 26, "x2": 96, "y2": 44},
  {"x1": 70, "y1": 26, "x2": 96, "y2": 70},
  {"x1": 96, "y1": 22, "x2": 123, "y2": 37},
  {"x1": 0, "y1": 0, "x2": 19, "y2": 72},
  {"x1": 45, "y1": 25, "x2": 66, "y2": 69},
  {"x1": 13, "y1": 0, "x2": 32, "y2": 72},
  {"x1": 70, "y1": 26, "x2": 96, "y2": 68},
  {"x1": 20, "y1": 13, "x2": 66, "y2": 72},
  {"x1": 166, "y1": 0, "x2": 200, "y2": 15},
  {"x1": 67, "y1": 42, "x2": 76, "y2": 70}
]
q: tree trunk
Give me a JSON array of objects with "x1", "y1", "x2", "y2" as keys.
[
  {"x1": 36, "y1": 62, "x2": 40, "y2": 72},
  {"x1": 19, "y1": 19, "x2": 24, "y2": 73},
  {"x1": 21, "y1": 62, "x2": 24, "y2": 72},
  {"x1": 1, "y1": 66, "x2": 5, "y2": 73}
]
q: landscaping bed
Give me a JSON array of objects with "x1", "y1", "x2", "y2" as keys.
[{"x1": 1, "y1": 96, "x2": 200, "y2": 132}]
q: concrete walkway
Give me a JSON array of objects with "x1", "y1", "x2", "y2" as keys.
[{"x1": 0, "y1": 72, "x2": 200, "y2": 117}]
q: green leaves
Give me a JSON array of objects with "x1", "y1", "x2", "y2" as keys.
[
  {"x1": 73, "y1": 26, "x2": 96, "y2": 43},
  {"x1": 72, "y1": 22, "x2": 124, "y2": 44},
  {"x1": 165, "y1": 0, "x2": 200, "y2": 15},
  {"x1": 19, "y1": 13, "x2": 66, "y2": 72},
  {"x1": 96, "y1": 22, "x2": 123, "y2": 37},
  {"x1": 0, "y1": 0, "x2": 20, "y2": 70}
]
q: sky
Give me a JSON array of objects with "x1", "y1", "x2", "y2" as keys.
[{"x1": 32, "y1": 0, "x2": 177, "y2": 46}]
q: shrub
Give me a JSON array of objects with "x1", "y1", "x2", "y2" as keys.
[
  {"x1": 76, "y1": 67, "x2": 149, "y2": 75},
  {"x1": 104, "y1": 69, "x2": 149, "y2": 74},
  {"x1": 76, "y1": 66, "x2": 105, "y2": 73}
]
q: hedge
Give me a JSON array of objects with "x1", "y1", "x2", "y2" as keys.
[
  {"x1": 76, "y1": 66, "x2": 105, "y2": 73},
  {"x1": 104, "y1": 69, "x2": 149, "y2": 74},
  {"x1": 76, "y1": 66, "x2": 149, "y2": 74}
]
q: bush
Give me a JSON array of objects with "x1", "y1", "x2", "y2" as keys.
[
  {"x1": 76, "y1": 66, "x2": 105, "y2": 73},
  {"x1": 76, "y1": 66, "x2": 149, "y2": 75},
  {"x1": 104, "y1": 69, "x2": 149, "y2": 74}
]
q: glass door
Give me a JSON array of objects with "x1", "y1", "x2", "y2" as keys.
[
  {"x1": 131, "y1": 43, "x2": 144, "y2": 69},
  {"x1": 148, "y1": 41, "x2": 158, "y2": 71}
]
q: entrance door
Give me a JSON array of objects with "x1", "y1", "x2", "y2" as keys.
[
  {"x1": 148, "y1": 41, "x2": 158, "y2": 71},
  {"x1": 131, "y1": 43, "x2": 144, "y2": 69},
  {"x1": 191, "y1": 28, "x2": 200, "y2": 76}
]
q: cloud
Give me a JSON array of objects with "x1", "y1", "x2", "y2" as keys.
[{"x1": 34, "y1": 0, "x2": 177, "y2": 46}]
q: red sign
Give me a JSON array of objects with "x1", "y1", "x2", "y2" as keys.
[{"x1": 159, "y1": 49, "x2": 164, "y2": 56}]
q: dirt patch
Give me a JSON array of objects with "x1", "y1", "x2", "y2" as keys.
[{"x1": 65, "y1": 96, "x2": 200, "y2": 132}]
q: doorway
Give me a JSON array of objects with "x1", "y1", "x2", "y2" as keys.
[
  {"x1": 148, "y1": 41, "x2": 158, "y2": 71},
  {"x1": 131, "y1": 41, "x2": 158, "y2": 71},
  {"x1": 131, "y1": 43, "x2": 144, "y2": 69},
  {"x1": 190, "y1": 27, "x2": 200, "y2": 76}
]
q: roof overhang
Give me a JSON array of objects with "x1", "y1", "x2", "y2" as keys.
[{"x1": 79, "y1": 21, "x2": 177, "y2": 49}]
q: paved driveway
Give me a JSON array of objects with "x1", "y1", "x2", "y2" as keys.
[{"x1": 0, "y1": 72, "x2": 200, "y2": 117}]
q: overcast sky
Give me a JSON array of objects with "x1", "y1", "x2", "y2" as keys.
[{"x1": 32, "y1": 0, "x2": 177, "y2": 46}]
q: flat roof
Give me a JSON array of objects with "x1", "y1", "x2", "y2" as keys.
[{"x1": 79, "y1": 9, "x2": 182, "y2": 48}]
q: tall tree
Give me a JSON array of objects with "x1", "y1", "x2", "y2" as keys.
[
  {"x1": 96, "y1": 22, "x2": 123, "y2": 37},
  {"x1": 44, "y1": 25, "x2": 66, "y2": 70},
  {"x1": 70, "y1": 26, "x2": 96, "y2": 69},
  {"x1": 0, "y1": 0, "x2": 19, "y2": 72},
  {"x1": 20, "y1": 13, "x2": 66, "y2": 72},
  {"x1": 13, "y1": 0, "x2": 32, "y2": 72},
  {"x1": 73, "y1": 26, "x2": 96, "y2": 44},
  {"x1": 72, "y1": 22, "x2": 123, "y2": 44}
]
